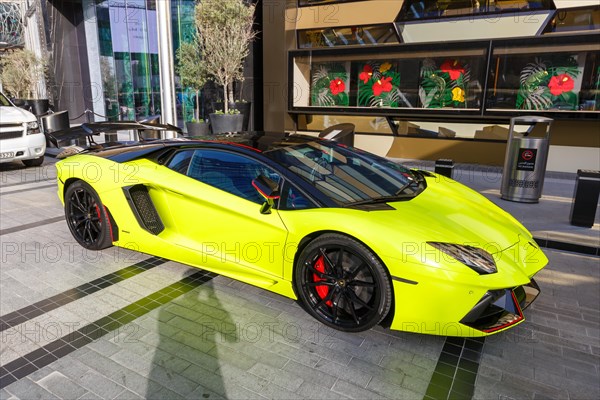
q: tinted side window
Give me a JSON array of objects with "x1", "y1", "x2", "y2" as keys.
[
  {"x1": 280, "y1": 181, "x2": 315, "y2": 210},
  {"x1": 187, "y1": 150, "x2": 280, "y2": 204},
  {"x1": 166, "y1": 150, "x2": 195, "y2": 174}
]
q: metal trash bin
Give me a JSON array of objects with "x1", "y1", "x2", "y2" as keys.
[
  {"x1": 570, "y1": 170, "x2": 600, "y2": 228},
  {"x1": 319, "y1": 123, "x2": 355, "y2": 146},
  {"x1": 500, "y1": 116, "x2": 553, "y2": 203}
]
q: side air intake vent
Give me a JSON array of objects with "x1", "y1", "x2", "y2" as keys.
[{"x1": 123, "y1": 185, "x2": 164, "y2": 235}]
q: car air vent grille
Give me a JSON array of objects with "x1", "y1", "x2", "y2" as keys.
[
  {"x1": 458, "y1": 281, "x2": 542, "y2": 334},
  {"x1": 123, "y1": 185, "x2": 165, "y2": 235},
  {"x1": 0, "y1": 130, "x2": 23, "y2": 140}
]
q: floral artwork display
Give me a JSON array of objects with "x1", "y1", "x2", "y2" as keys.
[
  {"x1": 357, "y1": 61, "x2": 404, "y2": 108},
  {"x1": 516, "y1": 55, "x2": 581, "y2": 110},
  {"x1": 419, "y1": 58, "x2": 471, "y2": 109},
  {"x1": 310, "y1": 62, "x2": 350, "y2": 107}
]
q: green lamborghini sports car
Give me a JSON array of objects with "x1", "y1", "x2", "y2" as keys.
[{"x1": 56, "y1": 132, "x2": 547, "y2": 336}]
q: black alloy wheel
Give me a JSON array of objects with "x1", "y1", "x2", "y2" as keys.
[
  {"x1": 64, "y1": 181, "x2": 113, "y2": 250},
  {"x1": 295, "y1": 233, "x2": 392, "y2": 332}
]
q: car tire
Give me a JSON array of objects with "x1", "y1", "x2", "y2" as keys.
[
  {"x1": 294, "y1": 233, "x2": 392, "y2": 332},
  {"x1": 64, "y1": 180, "x2": 113, "y2": 250},
  {"x1": 22, "y1": 156, "x2": 44, "y2": 167}
]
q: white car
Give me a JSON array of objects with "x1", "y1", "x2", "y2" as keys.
[{"x1": 0, "y1": 91, "x2": 46, "y2": 167}]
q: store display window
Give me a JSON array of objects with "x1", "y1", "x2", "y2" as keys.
[{"x1": 487, "y1": 38, "x2": 600, "y2": 113}]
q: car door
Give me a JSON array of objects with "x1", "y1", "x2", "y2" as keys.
[{"x1": 155, "y1": 148, "x2": 289, "y2": 278}]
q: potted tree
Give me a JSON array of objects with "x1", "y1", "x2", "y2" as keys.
[
  {"x1": 176, "y1": 34, "x2": 210, "y2": 136},
  {"x1": 0, "y1": 49, "x2": 49, "y2": 115},
  {"x1": 195, "y1": 0, "x2": 256, "y2": 134}
]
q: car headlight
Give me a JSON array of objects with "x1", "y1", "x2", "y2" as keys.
[
  {"x1": 427, "y1": 242, "x2": 497, "y2": 274},
  {"x1": 26, "y1": 121, "x2": 40, "y2": 134}
]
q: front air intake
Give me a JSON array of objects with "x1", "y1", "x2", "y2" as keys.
[
  {"x1": 123, "y1": 185, "x2": 165, "y2": 235},
  {"x1": 460, "y1": 279, "x2": 540, "y2": 333}
]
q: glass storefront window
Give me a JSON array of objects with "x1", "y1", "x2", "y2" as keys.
[
  {"x1": 171, "y1": 0, "x2": 197, "y2": 123},
  {"x1": 291, "y1": 34, "x2": 599, "y2": 118},
  {"x1": 398, "y1": 0, "x2": 554, "y2": 21},
  {"x1": 94, "y1": 0, "x2": 195, "y2": 122},
  {"x1": 298, "y1": 25, "x2": 398, "y2": 49},
  {"x1": 486, "y1": 40, "x2": 600, "y2": 113},
  {"x1": 0, "y1": 2, "x2": 24, "y2": 48},
  {"x1": 291, "y1": 44, "x2": 488, "y2": 113},
  {"x1": 128, "y1": 0, "x2": 152, "y2": 119},
  {"x1": 544, "y1": 6, "x2": 600, "y2": 33},
  {"x1": 97, "y1": 1, "x2": 120, "y2": 121}
]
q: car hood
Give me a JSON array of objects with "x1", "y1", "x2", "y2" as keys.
[
  {"x1": 372, "y1": 177, "x2": 531, "y2": 254},
  {"x1": 0, "y1": 106, "x2": 36, "y2": 123}
]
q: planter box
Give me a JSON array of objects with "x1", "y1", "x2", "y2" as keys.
[
  {"x1": 213, "y1": 101, "x2": 251, "y2": 131},
  {"x1": 186, "y1": 121, "x2": 210, "y2": 136},
  {"x1": 209, "y1": 113, "x2": 244, "y2": 134}
]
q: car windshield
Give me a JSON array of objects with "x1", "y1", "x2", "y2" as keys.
[
  {"x1": 265, "y1": 141, "x2": 422, "y2": 205},
  {"x1": 0, "y1": 92, "x2": 11, "y2": 107}
]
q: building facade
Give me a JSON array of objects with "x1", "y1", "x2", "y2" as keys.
[
  {"x1": 263, "y1": 0, "x2": 600, "y2": 172},
  {"x1": 3, "y1": 0, "x2": 598, "y2": 172},
  {"x1": 2, "y1": 0, "x2": 258, "y2": 127},
  {"x1": 46, "y1": 0, "x2": 198, "y2": 124}
]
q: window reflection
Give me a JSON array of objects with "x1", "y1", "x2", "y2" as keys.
[
  {"x1": 398, "y1": 0, "x2": 554, "y2": 21},
  {"x1": 265, "y1": 142, "x2": 414, "y2": 205},
  {"x1": 545, "y1": 6, "x2": 600, "y2": 34},
  {"x1": 298, "y1": 25, "x2": 398, "y2": 49},
  {"x1": 95, "y1": 0, "x2": 195, "y2": 122},
  {"x1": 188, "y1": 150, "x2": 281, "y2": 204}
]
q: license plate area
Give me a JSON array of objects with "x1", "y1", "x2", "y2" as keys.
[{"x1": 0, "y1": 152, "x2": 15, "y2": 159}]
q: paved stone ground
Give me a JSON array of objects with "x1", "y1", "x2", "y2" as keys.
[
  {"x1": 476, "y1": 250, "x2": 600, "y2": 400},
  {"x1": 0, "y1": 157, "x2": 598, "y2": 400}
]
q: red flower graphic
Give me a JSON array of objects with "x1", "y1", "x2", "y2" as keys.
[
  {"x1": 359, "y1": 65, "x2": 373, "y2": 84},
  {"x1": 548, "y1": 74, "x2": 574, "y2": 96},
  {"x1": 372, "y1": 77, "x2": 393, "y2": 96},
  {"x1": 440, "y1": 59, "x2": 465, "y2": 81},
  {"x1": 329, "y1": 78, "x2": 345, "y2": 95}
]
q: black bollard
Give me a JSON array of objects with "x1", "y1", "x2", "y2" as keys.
[
  {"x1": 435, "y1": 159, "x2": 454, "y2": 179},
  {"x1": 570, "y1": 170, "x2": 600, "y2": 228}
]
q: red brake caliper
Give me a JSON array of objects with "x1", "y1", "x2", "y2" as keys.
[{"x1": 313, "y1": 256, "x2": 332, "y2": 306}]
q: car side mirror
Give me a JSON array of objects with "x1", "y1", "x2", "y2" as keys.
[{"x1": 252, "y1": 174, "x2": 280, "y2": 214}]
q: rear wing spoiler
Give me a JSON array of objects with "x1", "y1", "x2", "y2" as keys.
[{"x1": 47, "y1": 120, "x2": 182, "y2": 156}]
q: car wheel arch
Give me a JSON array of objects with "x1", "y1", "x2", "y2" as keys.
[
  {"x1": 62, "y1": 178, "x2": 120, "y2": 241},
  {"x1": 290, "y1": 230, "x2": 395, "y2": 299},
  {"x1": 63, "y1": 180, "x2": 115, "y2": 249},
  {"x1": 63, "y1": 177, "x2": 82, "y2": 197}
]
